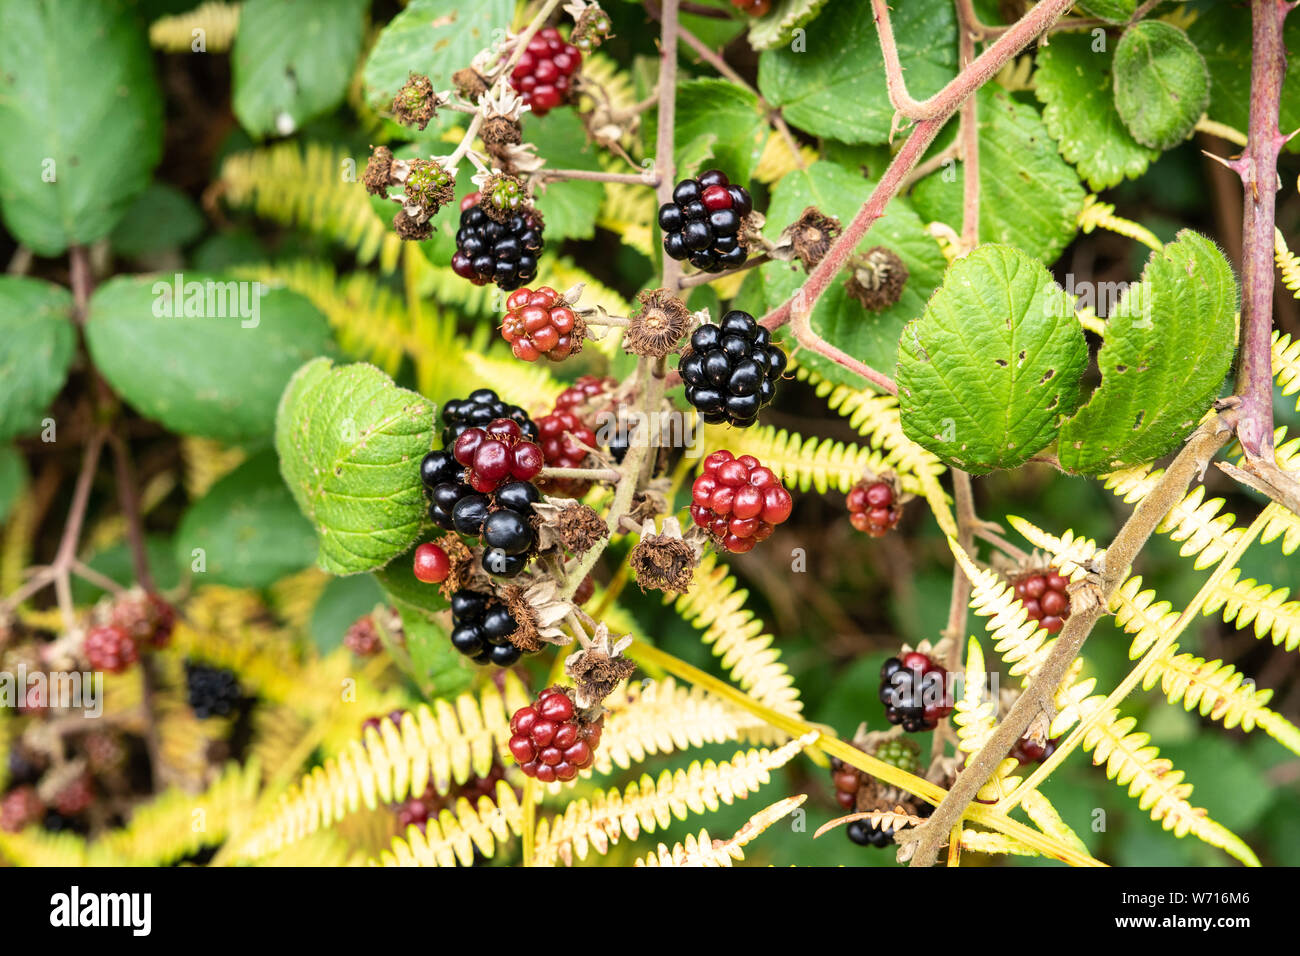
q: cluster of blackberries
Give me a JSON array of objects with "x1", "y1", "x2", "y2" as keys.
[
  {"x1": 508, "y1": 687, "x2": 602, "y2": 783},
  {"x1": 508, "y1": 26, "x2": 582, "y2": 117},
  {"x1": 535, "y1": 409, "x2": 597, "y2": 496},
  {"x1": 185, "y1": 662, "x2": 243, "y2": 719},
  {"x1": 659, "y1": 170, "x2": 753, "y2": 273},
  {"x1": 451, "y1": 193, "x2": 544, "y2": 291},
  {"x1": 847, "y1": 479, "x2": 902, "y2": 537},
  {"x1": 501, "y1": 286, "x2": 581, "y2": 362},
  {"x1": 440, "y1": 388, "x2": 537, "y2": 446},
  {"x1": 1013, "y1": 568, "x2": 1071, "y2": 634},
  {"x1": 450, "y1": 589, "x2": 531, "y2": 667},
  {"x1": 879, "y1": 652, "x2": 953, "y2": 732},
  {"x1": 83, "y1": 625, "x2": 138, "y2": 673},
  {"x1": 679, "y1": 311, "x2": 786, "y2": 426}
]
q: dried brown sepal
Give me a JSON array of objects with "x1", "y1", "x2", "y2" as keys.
[
  {"x1": 503, "y1": 580, "x2": 572, "y2": 651},
  {"x1": 628, "y1": 517, "x2": 699, "y2": 594},
  {"x1": 437, "y1": 537, "x2": 488, "y2": 600},
  {"x1": 784, "y1": 206, "x2": 842, "y2": 271},
  {"x1": 392, "y1": 72, "x2": 440, "y2": 131},
  {"x1": 564, "y1": 623, "x2": 634, "y2": 709},
  {"x1": 845, "y1": 246, "x2": 909, "y2": 312},
  {"x1": 625, "y1": 288, "x2": 692, "y2": 357},
  {"x1": 626, "y1": 479, "x2": 670, "y2": 527},
  {"x1": 482, "y1": 114, "x2": 523, "y2": 150},
  {"x1": 534, "y1": 500, "x2": 609, "y2": 555},
  {"x1": 453, "y1": 67, "x2": 489, "y2": 100},
  {"x1": 363, "y1": 145, "x2": 395, "y2": 196},
  {"x1": 393, "y1": 208, "x2": 433, "y2": 241}
]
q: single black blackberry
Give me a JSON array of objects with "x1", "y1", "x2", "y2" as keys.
[
  {"x1": 658, "y1": 169, "x2": 752, "y2": 273},
  {"x1": 678, "y1": 310, "x2": 786, "y2": 426},
  {"x1": 439, "y1": 389, "x2": 537, "y2": 446},
  {"x1": 185, "y1": 661, "x2": 243, "y2": 719},
  {"x1": 449, "y1": 589, "x2": 533, "y2": 666},
  {"x1": 480, "y1": 479, "x2": 539, "y2": 578},
  {"x1": 451, "y1": 193, "x2": 543, "y2": 291},
  {"x1": 879, "y1": 653, "x2": 953, "y2": 732}
]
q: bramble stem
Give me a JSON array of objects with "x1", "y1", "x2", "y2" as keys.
[
  {"x1": 1230, "y1": 0, "x2": 1292, "y2": 460},
  {"x1": 677, "y1": 254, "x2": 771, "y2": 288},
  {"x1": 538, "y1": 168, "x2": 657, "y2": 185},
  {"x1": 906, "y1": 419, "x2": 1232, "y2": 867}
]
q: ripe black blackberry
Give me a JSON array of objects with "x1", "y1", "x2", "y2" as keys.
[
  {"x1": 678, "y1": 310, "x2": 787, "y2": 426},
  {"x1": 449, "y1": 589, "x2": 534, "y2": 666},
  {"x1": 439, "y1": 389, "x2": 537, "y2": 446},
  {"x1": 879, "y1": 652, "x2": 953, "y2": 732},
  {"x1": 451, "y1": 192, "x2": 543, "y2": 291},
  {"x1": 480, "y1": 479, "x2": 540, "y2": 578},
  {"x1": 658, "y1": 169, "x2": 752, "y2": 273},
  {"x1": 185, "y1": 661, "x2": 243, "y2": 719}
]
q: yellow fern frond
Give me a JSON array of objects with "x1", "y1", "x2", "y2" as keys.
[
  {"x1": 594, "y1": 677, "x2": 783, "y2": 773},
  {"x1": 1102, "y1": 471, "x2": 1245, "y2": 570},
  {"x1": 1077, "y1": 195, "x2": 1163, "y2": 251},
  {"x1": 994, "y1": 53, "x2": 1035, "y2": 92},
  {"x1": 220, "y1": 142, "x2": 403, "y2": 273},
  {"x1": 1203, "y1": 567, "x2": 1300, "y2": 651},
  {"x1": 1276, "y1": 230, "x2": 1300, "y2": 299},
  {"x1": 532, "y1": 736, "x2": 812, "y2": 866},
  {"x1": 799, "y1": 366, "x2": 947, "y2": 484},
  {"x1": 635, "y1": 795, "x2": 808, "y2": 866},
  {"x1": 953, "y1": 636, "x2": 1021, "y2": 801},
  {"x1": 371, "y1": 782, "x2": 524, "y2": 866},
  {"x1": 0, "y1": 828, "x2": 94, "y2": 867},
  {"x1": 673, "y1": 553, "x2": 803, "y2": 718},
  {"x1": 1021, "y1": 789, "x2": 1089, "y2": 855},
  {"x1": 179, "y1": 436, "x2": 247, "y2": 500},
  {"x1": 597, "y1": 178, "x2": 655, "y2": 257},
  {"x1": 753, "y1": 131, "x2": 818, "y2": 185},
  {"x1": 698, "y1": 421, "x2": 909, "y2": 495},
  {"x1": 1075, "y1": 702, "x2": 1259, "y2": 866},
  {"x1": 150, "y1": 1, "x2": 239, "y2": 53},
  {"x1": 1109, "y1": 575, "x2": 1182, "y2": 658},
  {"x1": 230, "y1": 675, "x2": 529, "y2": 861},
  {"x1": 266, "y1": 566, "x2": 331, "y2": 635},
  {"x1": 255, "y1": 829, "x2": 364, "y2": 867},
  {"x1": 1271, "y1": 329, "x2": 1300, "y2": 412},
  {"x1": 960, "y1": 828, "x2": 1040, "y2": 856}
]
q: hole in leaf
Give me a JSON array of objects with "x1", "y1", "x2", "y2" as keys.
[
  {"x1": 995, "y1": 358, "x2": 1008, "y2": 367},
  {"x1": 1018, "y1": 350, "x2": 1026, "y2": 365},
  {"x1": 1116, "y1": 365, "x2": 1127, "y2": 373},
  {"x1": 1040, "y1": 368, "x2": 1055, "y2": 383},
  {"x1": 1133, "y1": 411, "x2": 1145, "y2": 431}
]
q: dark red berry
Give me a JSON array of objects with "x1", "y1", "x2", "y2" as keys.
[
  {"x1": 344, "y1": 615, "x2": 382, "y2": 656},
  {"x1": 0, "y1": 786, "x2": 44, "y2": 833},
  {"x1": 83, "y1": 625, "x2": 138, "y2": 674},
  {"x1": 1012, "y1": 568, "x2": 1071, "y2": 633},
  {"x1": 509, "y1": 27, "x2": 583, "y2": 117},
  {"x1": 509, "y1": 687, "x2": 602, "y2": 781},
  {"x1": 413, "y1": 542, "x2": 450, "y2": 584},
  {"x1": 848, "y1": 478, "x2": 902, "y2": 537},
  {"x1": 691, "y1": 450, "x2": 792, "y2": 552}
]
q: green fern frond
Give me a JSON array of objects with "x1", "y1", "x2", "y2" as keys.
[
  {"x1": 532, "y1": 736, "x2": 811, "y2": 866},
  {"x1": 798, "y1": 366, "x2": 947, "y2": 484},
  {"x1": 370, "y1": 782, "x2": 524, "y2": 867},
  {"x1": 150, "y1": 1, "x2": 240, "y2": 53},
  {"x1": 597, "y1": 178, "x2": 656, "y2": 258},
  {"x1": 1203, "y1": 567, "x2": 1300, "y2": 651},
  {"x1": 698, "y1": 421, "x2": 908, "y2": 495},
  {"x1": 1077, "y1": 195, "x2": 1163, "y2": 250},
  {"x1": 594, "y1": 677, "x2": 784, "y2": 773},
  {"x1": 634, "y1": 795, "x2": 808, "y2": 867},
  {"x1": 219, "y1": 142, "x2": 402, "y2": 272},
  {"x1": 673, "y1": 553, "x2": 803, "y2": 718},
  {"x1": 230, "y1": 675, "x2": 530, "y2": 862}
]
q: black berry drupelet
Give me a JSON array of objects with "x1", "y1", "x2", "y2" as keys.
[
  {"x1": 658, "y1": 169, "x2": 752, "y2": 273},
  {"x1": 678, "y1": 310, "x2": 787, "y2": 426},
  {"x1": 451, "y1": 192, "x2": 544, "y2": 291},
  {"x1": 480, "y1": 478, "x2": 540, "y2": 578},
  {"x1": 879, "y1": 652, "x2": 953, "y2": 732},
  {"x1": 449, "y1": 589, "x2": 533, "y2": 666},
  {"x1": 439, "y1": 388, "x2": 537, "y2": 446},
  {"x1": 185, "y1": 661, "x2": 243, "y2": 719}
]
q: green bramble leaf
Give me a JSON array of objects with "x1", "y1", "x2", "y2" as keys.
[
  {"x1": 0, "y1": 277, "x2": 76, "y2": 442},
  {"x1": 275, "y1": 358, "x2": 437, "y2": 575},
  {"x1": 1076, "y1": 0, "x2": 1136, "y2": 22},
  {"x1": 174, "y1": 449, "x2": 318, "y2": 589},
  {"x1": 896, "y1": 244, "x2": 1089, "y2": 474},
  {"x1": 232, "y1": 0, "x2": 368, "y2": 138},
  {"x1": 1112, "y1": 21, "x2": 1210, "y2": 151},
  {"x1": 746, "y1": 0, "x2": 832, "y2": 52},
  {"x1": 670, "y1": 79, "x2": 768, "y2": 184},
  {"x1": 85, "y1": 274, "x2": 336, "y2": 441},
  {"x1": 109, "y1": 183, "x2": 206, "y2": 258},
  {"x1": 1188, "y1": 7, "x2": 1300, "y2": 153},
  {"x1": 361, "y1": 0, "x2": 513, "y2": 111},
  {"x1": 0, "y1": 0, "x2": 163, "y2": 255},
  {"x1": 525, "y1": 110, "x2": 604, "y2": 242},
  {"x1": 1056, "y1": 231, "x2": 1238, "y2": 475},
  {"x1": 759, "y1": 161, "x2": 946, "y2": 389},
  {"x1": 1034, "y1": 32, "x2": 1159, "y2": 190},
  {"x1": 373, "y1": 547, "x2": 473, "y2": 698},
  {"x1": 757, "y1": 0, "x2": 957, "y2": 145},
  {"x1": 911, "y1": 88, "x2": 1086, "y2": 263}
]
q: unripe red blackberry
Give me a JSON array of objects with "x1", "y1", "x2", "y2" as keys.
[
  {"x1": 879, "y1": 652, "x2": 953, "y2": 732},
  {"x1": 53, "y1": 773, "x2": 95, "y2": 817},
  {"x1": 508, "y1": 686, "x2": 603, "y2": 783},
  {"x1": 659, "y1": 170, "x2": 753, "y2": 273},
  {"x1": 1011, "y1": 734, "x2": 1059, "y2": 765},
  {"x1": 827, "y1": 756, "x2": 862, "y2": 810},
  {"x1": 536, "y1": 408, "x2": 597, "y2": 496},
  {"x1": 109, "y1": 591, "x2": 175, "y2": 648},
  {"x1": 0, "y1": 785, "x2": 44, "y2": 833},
  {"x1": 730, "y1": 0, "x2": 772, "y2": 14},
  {"x1": 83, "y1": 625, "x2": 138, "y2": 674},
  {"x1": 678, "y1": 310, "x2": 786, "y2": 426},
  {"x1": 847, "y1": 478, "x2": 902, "y2": 537},
  {"x1": 344, "y1": 615, "x2": 382, "y2": 656},
  {"x1": 1012, "y1": 568, "x2": 1071, "y2": 634},
  {"x1": 412, "y1": 542, "x2": 450, "y2": 584},
  {"x1": 501, "y1": 286, "x2": 582, "y2": 362},
  {"x1": 509, "y1": 27, "x2": 582, "y2": 116},
  {"x1": 689, "y1": 450, "x2": 793, "y2": 553}
]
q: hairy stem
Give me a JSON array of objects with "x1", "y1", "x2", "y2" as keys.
[
  {"x1": 537, "y1": 168, "x2": 657, "y2": 185},
  {"x1": 1231, "y1": 0, "x2": 1292, "y2": 460},
  {"x1": 906, "y1": 419, "x2": 1232, "y2": 867}
]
